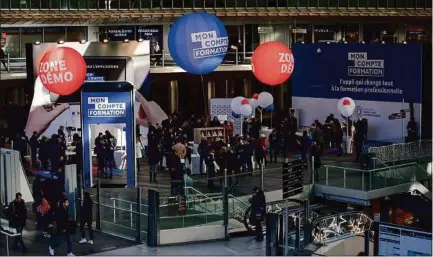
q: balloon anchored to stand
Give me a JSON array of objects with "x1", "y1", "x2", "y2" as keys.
[
  {"x1": 231, "y1": 112, "x2": 241, "y2": 119},
  {"x1": 337, "y1": 97, "x2": 356, "y2": 118},
  {"x1": 264, "y1": 104, "x2": 274, "y2": 112},
  {"x1": 251, "y1": 41, "x2": 294, "y2": 86},
  {"x1": 38, "y1": 47, "x2": 87, "y2": 96},
  {"x1": 168, "y1": 12, "x2": 229, "y2": 75},
  {"x1": 257, "y1": 92, "x2": 274, "y2": 108}
]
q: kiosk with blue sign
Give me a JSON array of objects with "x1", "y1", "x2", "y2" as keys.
[{"x1": 81, "y1": 82, "x2": 136, "y2": 188}]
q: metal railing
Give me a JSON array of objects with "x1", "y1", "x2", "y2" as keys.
[
  {"x1": 320, "y1": 162, "x2": 421, "y2": 191},
  {"x1": 368, "y1": 139, "x2": 432, "y2": 164},
  {"x1": 0, "y1": 51, "x2": 252, "y2": 74},
  {"x1": 1, "y1": 0, "x2": 430, "y2": 10},
  {"x1": 1, "y1": 227, "x2": 22, "y2": 256}
]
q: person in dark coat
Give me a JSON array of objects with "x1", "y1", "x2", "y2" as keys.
[
  {"x1": 206, "y1": 150, "x2": 217, "y2": 189},
  {"x1": 30, "y1": 131, "x2": 39, "y2": 168},
  {"x1": 332, "y1": 119, "x2": 343, "y2": 156},
  {"x1": 269, "y1": 129, "x2": 281, "y2": 163},
  {"x1": 249, "y1": 186, "x2": 266, "y2": 242},
  {"x1": 8, "y1": 193, "x2": 27, "y2": 253},
  {"x1": 39, "y1": 136, "x2": 49, "y2": 170},
  {"x1": 49, "y1": 199, "x2": 73, "y2": 256},
  {"x1": 47, "y1": 134, "x2": 61, "y2": 178},
  {"x1": 78, "y1": 192, "x2": 94, "y2": 244},
  {"x1": 147, "y1": 130, "x2": 159, "y2": 183},
  {"x1": 407, "y1": 117, "x2": 418, "y2": 142},
  {"x1": 197, "y1": 138, "x2": 209, "y2": 175},
  {"x1": 309, "y1": 142, "x2": 321, "y2": 181}
]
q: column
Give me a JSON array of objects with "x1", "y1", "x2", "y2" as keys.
[
  {"x1": 87, "y1": 26, "x2": 100, "y2": 42},
  {"x1": 243, "y1": 79, "x2": 251, "y2": 97},
  {"x1": 207, "y1": 80, "x2": 215, "y2": 100},
  {"x1": 170, "y1": 80, "x2": 178, "y2": 114},
  {"x1": 163, "y1": 24, "x2": 171, "y2": 59}
]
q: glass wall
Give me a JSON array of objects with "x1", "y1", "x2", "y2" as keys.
[
  {"x1": 343, "y1": 24, "x2": 360, "y2": 43},
  {"x1": 1, "y1": 0, "x2": 428, "y2": 9},
  {"x1": 67, "y1": 27, "x2": 87, "y2": 41},
  {"x1": 1, "y1": 28, "x2": 20, "y2": 58},
  {"x1": 314, "y1": 25, "x2": 337, "y2": 42},
  {"x1": 290, "y1": 25, "x2": 313, "y2": 44},
  {"x1": 21, "y1": 28, "x2": 42, "y2": 57},
  {"x1": 44, "y1": 27, "x2": 66, "y2": 43}
]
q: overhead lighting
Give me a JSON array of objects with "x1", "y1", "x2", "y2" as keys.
[
  {"x1": 34, "y1": 41, "x2": 41, "y2": 45},
  {"x1": 80, "y1": 39, "x2": 87, "y2": 44},
  {"x1": 123, "y1": 39, "x2": 129, "y2": 43},
  {"x1": 58, "y1": 40, "x2": 65, "y2": 44},
  {"x1": 138, "y1": 38, "x2": 144, "y2": 42},
  {"x1": 102, "y1": 39, "x2": 109, "y2": 43}
]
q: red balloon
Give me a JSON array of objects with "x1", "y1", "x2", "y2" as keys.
[
  {"x1": 241, "y1": 99, "x2": 249, "y2": 105},
  {"x1": 38, "y1": 47, "x2": 86, "y2": 96},
  {"x1": 252, "y1": 93, "x2": 259, "y2": 99},
  {"x1": 343, "y1": 99, "x2": 350, "y2": 106},
  {"x1": 251, "y1": 42, "x2": 294, "y2": 86}
]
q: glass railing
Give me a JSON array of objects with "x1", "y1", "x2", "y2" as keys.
[
  {"x1": 316, "y1": 162, "x2": 422, "y2": 191},
  {"x1": 158, "y1": 188, "x2": 225, "y2": 230}
]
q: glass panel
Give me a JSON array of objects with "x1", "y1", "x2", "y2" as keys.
[
  {"x1": 172, "y1": 0, "x2": 182, "y2": 7},
  {"x1": 0, "y1": 0, "x2": 9, "y2": 9},
  {"x1": 246, "y1": 0, "x2": 256, "y2": 6},
  {"x1": 426, "y1": 0, "x2": 431, "y2": 7},
  {"x1": 21, "y1": 28, "x2": 42, "y2": 57},
  {"x1": 257, "y1": 0, "x2": 266, "y2": 6},
  {"x1": 225, "y1": 0, "x2": 235, "y2": 7},
  {"x1": 314, "y1": 25, "x2": 336, "y2": 42},
  {"x1": 318, "y1": 0, "x2": 327, "y2": 7},
  {"x1": 406, "y1": 0, "x2": 415, "y2": 7},
  {"x1": 298, "y1": 0, "x2": 307, "y2": 7},
  {"x1": 268, "y1": 0, "x2": 277, "y2": 7},
  {"x1": 291, "y1": 24, "x2": 313, "y2": 44},
  {"x1": 1, "y1": 28, "x2": 20, "y2": 58},
  {"x1": 344, "y1": 23, "x2": 359, "y2": 42},
  {"x1": 415, "y1": 0, "x2": 425, "y2": 8},
  {"x1": 59, "y1": 0, "x2": 68, "y2": 8},
  {"x1": 377, "y1": 0, "x2": 386, "y2": 6},
  {"x1": 397, "y1": 0, "x2": 405, "y2": 7},
  {"x1": 67, "y1": 27, "x2": 87, "y2": 41},
  {"x1": 339, "y1": 0, "x2": 349, "y2": 7},
  {"x1": 348, "y1": 0, "x2": 357, "y2": 7},
  {"x1": 367, "y1": 0, "x2": 377, "y2": 7},
  {"x1": 183, "y1": 0, "x2": 193, "y2": 7},
  {"x1": 10, "y1": 0, "x2": 19, "y2": 8},
  {"x1": 288, "y1": 0, "x2": 296, "y2": 7},
  {"x1": 309, "y1": 0, "x2": 318, "y2": 7},
  {"x1": 237, "y1": 0, "x2": 247, "y2": 7},
  {"x1": 69, "y1": 0, "x2": 79, "y2": 9},
  {"x1": 194, "y1": 0, "x2": 203, "y2": 7},
  {"x1": 387, "y1": 0, "x2": 397, "y2": 7},
  {"x1": 162, "y1": 0, "x2": 172, "y2": 8},
  {"x1": 358, "y1": 0, "x2": 367, "y2": 6},
  {"x1": 43, "y1": 27, "x2": 66, "y2": 43},
  {"x1": 244, "y1": 24, "x2": 259, "y2": 58},
  {"x1": 151, "y1": 0, "x2": 161, "y2": 8},
  {"x1": 40, "y1": 0, "x2": 49, "y2": 8},
  {"x1": 205, "y1": 0, "x2": 214, "y2": 7},
  {"x1": 140, "y1": 0, "x2": 151, "y2": 8},
  {"x1": 50, "y1": 0, "x2": 60, "y2": 8},
  {"x1": 329, "y1": 0, "x2": 337, "y2": 7},
  {"x1": 277, "y1": 0, "x2": 287, "y2": 7}
]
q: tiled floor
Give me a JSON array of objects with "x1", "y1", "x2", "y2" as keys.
[{"x1": 92, "y1": 236, "x2": 266, "y2": 256}]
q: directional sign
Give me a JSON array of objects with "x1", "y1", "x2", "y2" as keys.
[
  {"x1": 389, "y1": 112, "x2": 406, "y2": 120},
  {"x1": 282, "y1": 159, "x2": 304, "y2": 199}
]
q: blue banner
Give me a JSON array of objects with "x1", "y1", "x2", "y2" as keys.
[
  {"x1": 81, "y1": 88, "x2": 136, "y2": 188},
  {"x1": 291, "y1": 44, "x2": 422, "y2": 103}
]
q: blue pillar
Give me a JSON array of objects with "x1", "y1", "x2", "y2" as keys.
[{"x1": 147, "y1": 189, "x2": 160, "y2": 247}]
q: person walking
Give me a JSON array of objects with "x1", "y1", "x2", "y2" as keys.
[
  {"x1": 136, "y1": 135, "x2": 144, "y2": 173},
  {"x1": 249, "y1": 186, "x2": 266, "y2": 242},
  {"x1": 30, "y1": 131, "x2": 39, "y2": 168},
  {"x1": 49, "y1": 199, "x2": 74, "y2": 256},
  {"x1": 78, "y1": 192, "x2": 94, "y2": 245},
  {"x1": 105, "y1": 131, "x2": 116, "y2": 179},
  {"x1": 8, "y1": 193, "x2": 27, "y2": 253}
]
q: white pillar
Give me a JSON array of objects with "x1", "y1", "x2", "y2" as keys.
[{"x1": 87, "y1": 26, "x2": 100, "y2": 42}]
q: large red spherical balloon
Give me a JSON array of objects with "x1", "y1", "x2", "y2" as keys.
[
  {"x1": 38, "y1": 47, "x2": 86, "y2": 96},
  {"x1": 251, "y1": 42, "x2": 294, "y2": 86}
]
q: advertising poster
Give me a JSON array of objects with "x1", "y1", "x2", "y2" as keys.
[
  {"x1": 81, "y1": 86, "x2": 135, "y2": 188},
  {"x1": 291, "y1": 44, "x2": 422, "y2": 142},
  {"x1": 25, "y1": 41, "x2": 168, "y2": 142}
]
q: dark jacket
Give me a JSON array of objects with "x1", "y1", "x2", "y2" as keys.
[
  {"x1": 250, "y1": 191, "x2": 266, "y2": 221},
  {"x1": 8, "y1": 200, "x2": 27, "y2": 228},
  {"x1": 55, "y1": 206, "x2": 70, "y2": 234},
  {"x1": 198, "y1": 141, "x2": 209, "y2": 157},
  {"x1": 81, "y1": 198, "x2": 93, "y2": 218}
]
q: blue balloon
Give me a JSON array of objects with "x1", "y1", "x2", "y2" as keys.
[
  {"x1": 231, "y1": 112, "x2": 241, "y2": 119},
  {"x1": 168, "y1": 12, "x2": 229, "y2": 75},
  {"x1": 265, "y1": 104, "x2": 275, "y2": 112}
]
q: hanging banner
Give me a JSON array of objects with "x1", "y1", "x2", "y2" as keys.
[
  {"x1": 81, "y1": 82, "x2": 135, "y2": 188},
  {"x1": 292, "y1": 44, "x2": 422, "y2": 142}
]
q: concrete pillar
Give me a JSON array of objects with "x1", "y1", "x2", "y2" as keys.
[
  {"x1": 169, "y1": 80, "x2": 178, "y2": 113},
  {"x1": 163, "y1": 24, "x2": 171, "y2": 60},
  {"x1": 87, "y1": 26, "x2": 99, "y2": 42},
  {"x1": 207, "y1": 80, "x2": 215, "y2": 100},
  {"x1": 243, "y1": 79, "x2": 251, "y2": 97}
]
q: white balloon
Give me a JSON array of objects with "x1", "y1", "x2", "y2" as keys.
[
  {"x1": 239, "y1": 104, "x2": 252, "y2": 116},
  {"x1": 231, "y1": 96, "x2": 245, "y2": 114},
  {"x1": 337, "y1": 97, "x2": 356, "y2": 117},
  {"x1": 250, "y1": 98, "x2": 259, "y2": 109},
  {"x1": 258, "y1": 92, "x2": 274, "y2": 108}
]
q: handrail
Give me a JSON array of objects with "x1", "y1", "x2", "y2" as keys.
[
  {"x1": 372, "y1": 157, "x2": 405, "y2": 181},
  {"x1": 160, "y1": 211, "x2": 224, "y2": 219},
  {"x1": 324, "y1": 162, "x2": 418, "y2": 173}
]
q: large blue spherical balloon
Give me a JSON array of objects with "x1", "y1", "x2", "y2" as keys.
[{"x1": 168, "y1": 12, "x2": 229, "y2": 75}]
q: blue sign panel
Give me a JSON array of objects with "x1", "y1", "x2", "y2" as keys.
[
  {"x1": 81, "y1": 82, "x2": 136, "y2": 188},
  {"x1": 168, "y1": 12, "x2": 228, "y2": 75},
  {"x1": 291, "y1": 44, "x2": 422, "y2": 103}
]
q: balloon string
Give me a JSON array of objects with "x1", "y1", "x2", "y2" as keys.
[{"x1": 200, "y1": 75, "x2": 208, "y2": 118}]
